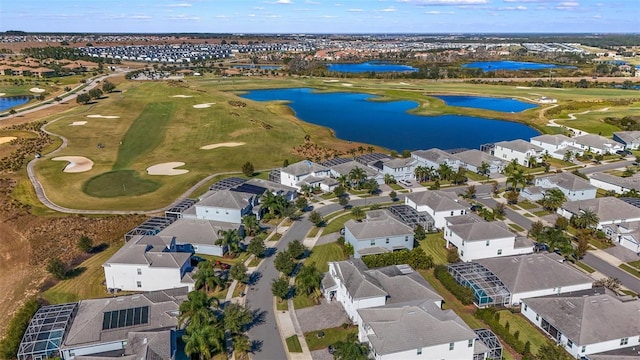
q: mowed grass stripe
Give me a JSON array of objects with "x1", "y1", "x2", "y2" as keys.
[{"x1": 113, "y1": 102, "x2": 175, "y2": 170}]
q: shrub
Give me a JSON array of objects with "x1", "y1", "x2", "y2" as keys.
[
  {"x1": 77, "y1": 235, "x2": 93, "y2": 253},
  {"x1": 47, "y1": 258, "x2": 67, "y2": 280},
  {"x1": 287, "y1": 240, "x2": 307, "y2": 260},
  {"x1": 446, "y1": 247, "x2": 461, "y2": 263},
  {"x1": 0, "y1": 299, "x2": 40, "y2": 359},
  {"x1": 242, "y1": 162, "x2": 255, "y2": 177},
  {"x1": 475, "y1": 308, "x2": 532, "y2": 357},
  {"x1": 433, "y1": 265, "x2": 474, "y2": 305}
]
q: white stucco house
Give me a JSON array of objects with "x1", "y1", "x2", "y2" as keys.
[
  {"x1": 411, "y1": 148, "x2": 461, "y2": 171},
  {"x1": 103, "y1": 235, "x2": 194, "y2": 292},
  {"x1": 186, "y1": 189, "x2": 258, "y2": 224},
  {"x1": 380, "y1": 157, "x2": 417, "y2": 182},
  {"x1": 573, "y1": 134, "x2": 624, "y2": 155},
  {"x1": 602, "y1": 221, "x2": 640, "y2": 254},
  {"x1": 455, "y1": 149, "x2": 506, "y2": 174},
  {"x1": 533, "y1": 172, "x2": 597, "y2": 201},
  {"x1": 444, "y1": 216, "x2": 533, "y2": 262},
  {"x1": 344, "y1": 210, "x2": 414, "y2": 258},
  {"x1": 157, "y1": 218, "x2": 241, "y2": 256},
  {"x1": 279, "y1": 160, "x2": 331, "y2": 190},
  {"x1": 529, "y1": 134, "x2": 581, "y2": 160},
  {"x1": 613, "y1": 131, "x2": 640, "y2": 150},
  {"x1": 557, "y1": 197, "x2": 640, "y2": 229},
  {"x1": 493, "y1": 139, "x2": 544, "y2": 167},
  {"x1": 329, "y1": 160, "x2": 383, "y2": 184},
  {"x1": 589, "y1": 172, "x2": 640, "y2": 195},
  {"x1": 405, "y1": 190, "x2": 467, "y2": 229},
  {"x1": 521, "y1": 289, "x2": 640, "y2": 358}
]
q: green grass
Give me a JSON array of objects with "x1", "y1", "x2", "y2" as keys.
[
  {"x1": 113, "y1": 102, "x2": 176, "y2": 169},
  {"x1": 82, "y1": 170, "x2": 161, "y2": 197},
  {"x1": 532, "y1": 210, "x2": 550, "y2": 217},
  {"x1": 285, "y1": 335, "x2": 303, "y2": 353},
  {"x1": 199, "y1": 252, "x2": 249, "y2": 266},
  {"x1": 323, "y1": 213, "x2": 356, "y2": 235},
  {"x1": 276, "y1": 299, "x2": 288, "y2": 311},
  {"x1": 496, "y1": 310, "x2": 553, "y2": 355},
  {"x1": 627, "y1": 260, "x2": 640, "y2": 269},
  {"x1": 292, "y1": 293, "x2": 317, "y2": 310},
  {"x1": 508, "y1": 223, "x2": 525, "y2": 232},
  {"x1": 620, "y1": 263, "x2": 640, "y2": 278},
  {"x1": 324, "y1": 209, "x2": 348, "y2": 222},
  {"x1": 465, "y1": 171, "x2": 489, "y2": 181},
  {"x1": 576, "y1": 261, "x2": 596, "y2": 273},
  {"x1": 621, "y1": 289, "x2": 638, "y2": 297},
  {"x1": 305, "y1": 242, "x2": 347, "y2": 273},
  {"x1": 517, "y1": 201, "x2": 538, "y2": 210},
  {"x1": 388, "y1": 183, "x2": 403, "y2": 190},
  {"x1": 419, "y1": 232, "x2": 448, "y2": 265},
  {"x1": 303, "y1": 326, "x2": 357, "y2": 351},
  {"x1": 42, "y1": 244, "x2": 122, "y2": 304},
  {"x1": 307, "y1": 226, "x2": 321, "y2": 238}
]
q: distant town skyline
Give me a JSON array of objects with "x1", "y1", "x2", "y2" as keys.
[{"x1": 1, "y1": 0, "x2": 638, "y2": 34}]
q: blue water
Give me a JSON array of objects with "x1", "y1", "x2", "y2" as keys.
[
  {"x1": 327, "y1": 62, "x2": 418, "y2": 73},
  {"x1": 0, "y1": 96, "x2": 30, "y2": 111},
  {"x1": 462, "y1": 61, "x2": 577, "y2": 72},
  {"x1": 232, "y1": 65, "x2": 281, "y2": 70},
  {"x1": 434, "y1": 95, "x2": 538, "y2": 113},
  {"x1": 240, "y1": 88, "x2": 539, "y2": 152}
]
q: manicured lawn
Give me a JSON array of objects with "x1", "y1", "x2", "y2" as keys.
[
  {"x1": 465, "y1": 171, "x2": 489, "y2": 181},
  {"x1": 517, "y1": 201, "x2": 538, "y2": 210},
  {"x1": 276, "y1": 299, "x2": 288, "y2": 311},
  {"x1": 307, "y1": 226, "x2": 321, "y2": 238},
  {"x1": 496, "y1": 310, "x2": 553, "y2": 356},
  {"x1": 419, "y1": 232, "x2": 448, "y2": 265},
  {"x1": 200, "y1": 252, "x2": 249, "y2": 266},
  {"x1": 627, "y1": 260, "x2": 640, "y2": 269},
  {"x1": 576, "y1": 261, "x2": 596, "y2": 273},
  {"x1": 285, "y1": 335, "x2": 302, "y2": 353},
  {"x1": 324, "y1": 209, "x2": 348, "y2": 222},
  {"x1": 305, "y1": 242, "x2": 347, "y2": 273},
  {"x1": 304, "y1": 326, "x2": 357, "y2": 351},
  {"x1": 82, "y1": 170, "x2": 160, "y2": 197},
  {"x1": 323, "y1": 213, "x2": 356, "y2": 235},
  {"x1": 508, "y1": 223, "x2": 525, "y2": 232},
  {"x1": 388, "y1": 183, "x2": 403, "y2": 190},
  {"x1": 292, "y1": 292, "x2": 317, "y2": 310},
  {"x1": 620, "y1": 263, "x2": 640, "y2": 278},
  {"x1": 546, "y1": 158, "x2": 576, "y2": 169},
  {"x1": 532, "y1": 210, "x2": 550, "y2": 217}
]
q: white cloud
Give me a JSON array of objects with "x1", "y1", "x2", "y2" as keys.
[
  {"x1": 377, "y1": 6, "x2": 397, "y2": 12},
  {"x1": 166, "y1": 3, "x2": 192, "y2": 7},
  {"x1": 399, "y1": 0, "x2": 487, "y2": 5},
  {"x1": 498, "y1": 5, "x2": 527, "y2": 10},
  {"x1": 130, "y1": 15, "x2": 152, "y2": 19},
  {"x1": 166, "y1": 14, "x2": 200, "y2": 20},
  {"x1": 348, "y1": 8, "x2": 364, "y2": 12},
  {"x1": 425, "y1": 10, "x2": 455, "y2": 13},
  {"x1": 556, "y1": 1, "x2": 579, "y2": 10},
  {"x1": 305, "y1": 0, "x2": 320, "y2": 4},
  {"x1": 592, "y1": 14, "x2": 601, "y2": 18}
]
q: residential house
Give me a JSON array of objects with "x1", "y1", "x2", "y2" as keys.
[
  {"x1": 344, "y1": 210, "x2": 414, "y2": 258},
  {"x1": 521, "y1": 289, "x2": 640, "y2": 358},
  {"x1": 328, "y1": 160, "x2": 384, "y2": 185},
  {"x1": 529, "y1": 134, "x2": 581, "y2": 160},
  {"x1": 244, "y1": 178, "x2": 298, "y2": 202},
  {"x1": 475, "y1": 253, "x2": 593, "y2": 305},
  {"x1": 186, "y1": 189, "x2": 258, "y2": 224},
  {"x1": 557, "y1": 197, "x2": 640, "y2": 229},
  {"x1": 573, "y1": 134, "x2": 624, "y2": 155},
  {"x1": 613, "y1": 131, "x2": 640, "y2": 150},
  {"x1": 157, "y1": 218, "x2": 241, "y2": 257},
  {"x1": 493, "y1": 139, "x2": 544, "y2": 167},
  {"x1": 601, "y1": 221, "x2": 640, "y2": 253},
  {"x1": 411, "y1": 148, "x2": 460, "y2": 171},
  {"x1": 103, "y1": 235, "x2": 194, "y2": 292},
  {"x1": 279, "y1": 160, "x2": 331, "y2": 190},
  {"x1": 589, "y1": 172, "x2": 640, "y2": 195},
  {"x1": 533, "y1": 172, "x2": 597, "y2": 201},
  {"x1": 444, "y1": 216, "x2": 533, "y2": 262},
  {"x1": 405, "y1": 190, "x2": 467, "y2": 229},
  {"x1": 58, "y1": 288, "x2": 187, "y2": 359},
  {"x1": 380, "y1": 157, "x2": 417, "y2": 182},
  {"x1": 455, "y1": 150, "x2": 506, "y2": 174}
]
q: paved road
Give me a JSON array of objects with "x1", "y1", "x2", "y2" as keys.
[
  {"x1": 582, "y1": 253, "x2": 640, "y2": 294},
  {"x1": 579, "y1": 159, "x2": 633, "y2": 174}
]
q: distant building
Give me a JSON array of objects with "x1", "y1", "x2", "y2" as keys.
[
  {"x1": 613, "y1": 131, "x2": 640, "y2": 150},
  {"x1": 279, "y1": 160, "x2": 331, "y2": 190},
  {"x1": 493, "y1": 139, "x2": 544, "y2": 167},
  {"x1": 455, "y1": 149, "x2": 506, "y2": 174},
  {"x1": 411, "y1": 148, "x2": 461, "y2": 171},
  {"x1": 602, "y1": 221, "x2": 640, "y2": 253},
  {"x1": 530, "y1": 134, "x2": 581, "y2": 160},
  {"x1": 590, "y1": 172, "x2": 640, "y2": 195}
]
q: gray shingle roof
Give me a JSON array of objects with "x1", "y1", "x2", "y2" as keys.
[
  {"x1": 104, "y1": 236, "x2": 190, "y2": 269},
  {"x1": 536, "y1": 172, "x2": 596, "y2": 192},
  {"x1": 455, "y1": 149, "x2": 505, "y2": 168},
  {"x1": 382, "y1": 157, "x2": 416, "y2": 169},
  {"x1": 197, "y1": 189, "x2": 252, "y2": 210},
  {"x1": 359, "y1": 301, "x2": 476, "y2": 355},
  {"x1": 613, "y1": 131, "x2": 640, "y2": 145},
  {"x1": 62, "y1": 288, "x2": 187, "y2": 348},
  {"x1": 157, "y1": 218, "x2": 238, "y2": 246},
  {"x1": 590, "y1": 172, "x2": 640, "y2": 192},
  {"x1": 561, "y1": 197, "x2": 640, "y2": 223},
  {"x1": 477, "y1": 253, "x2": 592, "y2": 294},
  {"x1": 125, "y1": 330, "x2": 173, "y2": 360},
  {"x1": 495, "y1": 139, "x2": 543, "y2": 153},
  {"x1": 281, "y1": 160, "x2": 329, "y2": 176},
  {"x1": 445, "y1": 213, "x2": 484, "y2": 226},
  {"x1": 530, "y1": 134, "x2": 574, "y2": 146},
  {"x1": 448, "y1": 221, "x2": 514, "y2": 241},
  {"x1": 345, "y1": 210, "x2": 413, "y2": 240},
  {"x1": 406, "y1": 190, "x2": 467, "y2": 212},
  {"x1": 523, "y1": 289, "x2": 640, "y2": 345},
  {"x1": 574, "y1": 134, "x2": 622, "y2": 150},
  {"x1": 329, "y1": 161, "x2": 378, "y2": 177},
  {"x1": 412, "y1": 148, "x2": 457, "y2": 164}
]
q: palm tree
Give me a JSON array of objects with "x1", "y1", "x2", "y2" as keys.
[
  {"x1": 242, "y1": 215, "x2": 260, "y2": 237},
  {"x1": 366, "y1": 146, "x2": 375, "y2": 154},
  {"x1": 493, "y1": 203, "x2": 506, "y2": 219},
  {"x1": 478, "y1": 161, "x2": 490, "y2": 176},
  {"x1": 351, "y1": 206, "x2": 365, "y2": 221},
  {"x1": 333, "y1": 333, "x2": 369, "y2": 360},
  {"x1": 349, "y1": 167, "x2": 367, "y2": 188},
  {"x1": 538, "y1": 227, "x2": 572, "y2": 257},
  {"x1": 383, "y1": 173, "x2": 395, "y2": 185},
  {"x1": 295, "y1": 262, "x2": 323, "y2": 296},
  {"x1": 413, "y1": 165, "x2": 425, "y2": 182},
  {"x1": 464, "y1": 185, "x2": 476, "y2": 199},
  {"x1": 527, "y1": 155, "x2": 538, "y2": 168},
  {"x1": 572, "y1": 209, "x2": 599, "y2": 230},
  {"x1": 541, "y1": 189, "x2": 565, "y2": 212},
  {"x1": 438, "y1": 163, "x2": 453, "y2": 181},
  {"x1": 348, "y1": 148, "x2": 357, "y2": 159},
  {"x1": 507, "y1": 170, "x2": 525, "y2": 191},
  {"x1": 357, "y1": 146, "x2": 365, "y2": 155},
  {"x1": 337, "y1": 174, "x2": 350, "y2": 188},
  {"x1": 216, "y1": 229, "x2": 243, "y2": 257},
  {"x1": 563, "y1": 150, "x2": 574, "y2": 162},
  {"x1": 194, "y1": 261, "x2": 226, "y2": 293},
  {"x1": 179, "y1": 290, "x2": 218, "y2": 327},
  {"x1": 183, "y1": 322, "x2": 226, "y2": 360}
]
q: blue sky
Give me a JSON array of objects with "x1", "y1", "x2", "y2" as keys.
[{"x1": 1, "y1": 0, "x2": 638, "y2": 34}]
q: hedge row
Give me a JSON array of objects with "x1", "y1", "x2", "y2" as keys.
[
  {"x1": 0, "y1": 299, "x2": 41, "y2": 359},
  {"x1": 475, "y1": 308, "x2": 534, "y2": 359},
  {"x1": 362, "y1": 247, "x2": 433, "y2": 270},
  {"x1": 433, "y1": 265, "x2": 474, "y2": 305}
]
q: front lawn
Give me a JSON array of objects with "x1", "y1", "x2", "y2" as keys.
[
  {"x1": 419, "y1": 232, "x2": 448, "y2": 265},
  {"x1": 305, "y1": 242, "x2": 347, "y2": 273},
  {"x1": 285, "y1": 335, "x2": 303, "y2": 353},
  {"x1": 518, "y1": 201, "x2": 538, "y2": 210},
  {"x1": 508, "y1": 223, "x2": 525, "y2": 232},
  {"x1": 496, "y1": 310, "x2": 553, "y2": 356},
  {"x1": 304, "y1": 326, "x2": 357, "y2": 351},
  {"x1": 323, "y1": 213, "x2": 356, "y2": 235},
  {"x1": 620, "y1": 263, "x2": 640, "y2": 278}
]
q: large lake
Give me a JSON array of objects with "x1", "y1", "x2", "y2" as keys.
[
  {"x1": 462, "y1": 61, "x2": 577, "y2": 72},
  {"x1": 240, "y1": 88, "x2": 540, "y2": 152},
  {"x1": 434, "y1": 95, "x2": 538, "y2": 113},
  {"x1": 327, "y1": 62, "x2": 418, "y2": 73},
  {"x1": 0, "y1": 96, "x2": 31, "y2": 112}
]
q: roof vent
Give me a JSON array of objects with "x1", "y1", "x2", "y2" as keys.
[
  {"x1": 408, "y1": 311, "x2": 416, "y2": 315},
  {"x1": 143, "y1": 337, "x2": 148, "y2": 345},
  {"x1": 566, "y1": 301, "x2": 576, "y2": 309}
]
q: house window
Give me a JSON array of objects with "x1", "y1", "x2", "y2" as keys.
[
  {"x1": 449, "y1": 342, "x2": 454, "y2": 351},
  {"x1": 461, "y1": 251, "x2": 464, "y2": 257},
  {"x1": 137, "y1": 268, "x2": 142, "y2": 275},
  {"x1": 468, "y1": 339, "x2": 473, "y2": 348},
  {"x1": 567, "y1": 339, "x2": 573, "y2": 348},
  {"x1": 524, "y1": 304, "x2": 528, "y2": 311},
  {"x1": 486, "y1": 240, "x2": 490, "y2": 246},
  {"x1": 405, "y1": 236, "x2": 409, "y2": 242},
  {"x1": 136, "y1": 281, "x2": 142, "y2": 288},
  {"x1": 621, "y1": 338, "x2": 629, "y2": 346},
  {"x1": 536, "y1": 314, "x2": 539, "y2": 321},
  {"x1": 370, "y1": 240, "x2": 375, "y2": 246},
  {"x1": 451, "y1": 211, "x2": 454, "y2": 216},
  {"x1": 581, "y1": 346, "x2": 586, "y2": 353},
  {"x1": 497, "y1": 249, "x2": 502, "y2": 255},
  {"x1": 417, "y1": 348, "x2": 422, "y2": 355},
  {"x1": 462, "y1": 240, "x2": 465, "y2": 246},
  {"x1": 386, "y1": 238, "x2": 389, "y2": 244}
]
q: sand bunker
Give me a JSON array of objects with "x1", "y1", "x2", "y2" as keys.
[
  {"x1": 52, "y1": 156, "x2": 94, "y2": 173},
  {"x1": 147, "y1": 162, "x2": 189, "y2": 176},
  {"x1": 86, "y1": 115, "x2": 120, "y2": 119},
  {"x1": 341, "y1": 83, "x2": 353, "y2": 87},
  {"x1": 323, "y1": 79, "x2": 339, "y2": 83},
  {"x1": 70, "y1": 121, "x2": 87, "y2": 126},
  {"x1": 29, "y1": 87, "x2": 45, "y2": 93},
  {"x1": 171, "y1": 95, "x2": 193, "y2": 98},
  {"x1": 0, "y1": 93, "x2": 5, "y2": 97},
  {"x1": 200, "y1": 142, "x2": 246, "y2": 150},
  {"x1": 193, "y1": 103, "x2": 216, "y2": 109},
  {"x1": 0, "y1": 136, "x2": 17, "y2": 144},
  {"x1": 516, "y1": 86, "x2": 531, "y2": 89}
]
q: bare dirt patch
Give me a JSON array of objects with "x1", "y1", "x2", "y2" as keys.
[
  {"x1": 52, "y1": 156, "x2": 94, "y2": 173},
  {"x1": 193, "y1": 103, "x2": 216, "y2": 109},
  {"x1": 86, "y1": 115, "x2": 120, "y2": 119},
  {"x1": 70, "y1": 121, "x2": 87, "y2": 126},
  {"x1": 200, "y1": 142, "x2": 246, "y2": 150},
  {"x1": 0, "y1": 136, "x2": 17, "y2": 144},
  {"x1": 146, "y1": 162, "x2": 189, "y2": 176}
]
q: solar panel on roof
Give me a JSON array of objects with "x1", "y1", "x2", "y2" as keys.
[{"x1": 102, "y1": 306, "x2": 149, "y2": 330}]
